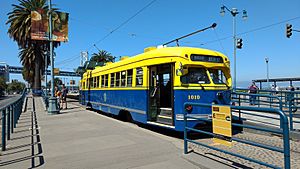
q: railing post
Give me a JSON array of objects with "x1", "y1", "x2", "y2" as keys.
[
  {"x1": 281, "y1": 112, "x2": 291, "y2": 169},
  {"x1": 10, "y1": 105, "x2": 14, "y2": 133},
  {"x1": 288, "y1": 99, "x2": 294, "y2": 131},
  {"x1": 2, "y1": 109, "x2": 6, "y2": 151},
  {"x1": 184, "y1": 106, "x2": 188, "y2": 154},
  {"x1": 7, "y1": 106, "x2": 10, "y2": 140},
  {"x1": 13, "y1": 104, "x2": 17, "y2": 128}
]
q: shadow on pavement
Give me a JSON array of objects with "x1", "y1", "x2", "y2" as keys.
[{"x1": 0, "y1": 97, "x2": 45, "y2": 168}]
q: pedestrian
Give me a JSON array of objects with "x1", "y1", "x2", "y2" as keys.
[
  {"x1": 248, "y1": 82, "x2": 259, "y2": 105},
  {"x1": 290, "y1": 85, "x2": 295, "y2": 92},
  {"x1": 61, "y1": 84, "x2": 68, "y2": 109},
  {"x1": 275, "y1": 85, "x2": 279, "y2": 94},
  {"x1": 54, "y1": 86, "x2": 61, "y2": 109}
]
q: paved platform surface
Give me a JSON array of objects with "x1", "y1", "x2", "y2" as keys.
[{"x1": 0, "y1": 96, "x2": 236, "y2": 169}]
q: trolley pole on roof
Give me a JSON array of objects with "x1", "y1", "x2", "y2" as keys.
[
  {"x1": 162, "y1": 23, "x2": 217, "y2": 46},
  {"x1": 47, "y1": 0, "x2": 60, "y2": 114}
]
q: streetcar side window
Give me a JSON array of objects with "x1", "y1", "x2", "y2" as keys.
[
  {"x1": 98, "y1": 76, "x2": 101, "y2": 88},
  {"x1": 127, "y1": 69, "x2": 133, "y2": 87},
  {"x1": 116, "y1": 72, "x2": 120, "y2": 87},
  {"x1": 136, "y1": 67, "x2": 143, "y2": 86},
  {"x1": 121, "y1": 71, "x2": 126, "y2": 87},
  {"x1": 104, "y1": 74, "x2": 108, "y2": 87},
  {"x1": 111, "y1": 73, "x2": 115, "y2": 87},
  {"x1": 96, "y1": 76, "x2": 99, "y2": 88},
  {"x1": 93, "y1": 77, "x2": 97, "y2": 88},
  {"x1": 101, "y1": 75, "x2": 105, "y2": 88}
]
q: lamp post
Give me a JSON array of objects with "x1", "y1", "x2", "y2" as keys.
[
  {"x1": 265, "y1": 57, "x2": 270, "y2": 89},
  {"x1": 220, "y1": 5, "x2": 247, "y2": 90},
  {"x1": 47, "y1": 0, "x2": 59, "y2": 114}
]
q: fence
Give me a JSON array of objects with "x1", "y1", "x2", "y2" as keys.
[
  {"x1": 1, "y1": 88, "x2": 27, "y2": 151},
  {"x1": 183, "y1": 102, "x2": 290, "y2": 169},
  {"x1": 232, "y1": 90, "x2": 300, "y2": 131}
]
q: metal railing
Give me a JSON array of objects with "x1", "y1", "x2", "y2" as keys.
[
  {"x1": 232, "y1": 91, "x2": 300, "y2": 131},
  {"x1": 183, "y1": 102, "x2": 290, "y2": 169},
  {"x1": 1, "y1": 88, "x2": 27, "y2": 151},
  {"x1": 235, "y1": 88, "x2": 300, "y2": 107}
]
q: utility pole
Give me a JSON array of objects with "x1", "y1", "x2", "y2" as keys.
[
  {"x1": 265, "y1": 57, "x2": 270, "y2": 88},
  {"x1": 47, "y1": 0, "x2": 59, "y2": 114},
  {"x1": 220, "y1": 5, "x2": 247, "y2": 91}
]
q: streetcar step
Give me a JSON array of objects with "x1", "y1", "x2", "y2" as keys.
[{"x1": 157, "y1": 114, "x2": 173, "y2": 125}]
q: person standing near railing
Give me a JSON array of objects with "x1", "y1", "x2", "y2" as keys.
[{"x1": 248, "y1": 82, "x2": 259, "y2": 105}]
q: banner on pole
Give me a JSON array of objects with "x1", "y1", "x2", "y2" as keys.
[{"x1": 31, "y1": 9, "x2": 69, "y2": 42}]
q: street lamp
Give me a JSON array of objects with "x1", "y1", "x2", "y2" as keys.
[
  {"x1": 265, "y1": 57, "x2": 270, "y2": 88},
  {"x1": 47, "y1": 0, "x2": 59, "y2": 114},
  {"x1": 220, "y1": 5, "x2": 247, "y2": 90}
]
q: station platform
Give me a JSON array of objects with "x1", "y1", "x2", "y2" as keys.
[{"x1": 0, "y1": 96, "x2": 235, "y2": 169}]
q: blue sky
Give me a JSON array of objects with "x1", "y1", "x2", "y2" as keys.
[{"x1": 1, "y1": 0, "x2": 300, "y2": 86}]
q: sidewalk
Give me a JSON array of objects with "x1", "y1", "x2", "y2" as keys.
[{"x1": 0, "y1": 96, "x2": 235, "y2": 169}]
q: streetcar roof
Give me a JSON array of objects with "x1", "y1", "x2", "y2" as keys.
[{"x1": 83, "y1": 46, "x2": 228, "y2": 76}]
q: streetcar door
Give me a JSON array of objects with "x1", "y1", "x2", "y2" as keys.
[{"x1": 148, "y1": 64, "x2": 174, "y2": 126}]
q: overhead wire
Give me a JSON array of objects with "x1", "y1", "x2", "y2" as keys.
[
  {"x1": 91, "y1": 0, "x2": 157, "y2": 46},
  {"x1": 189, "y1": 15, "x2": 300, "y2": 46},
  {"x1": 57, "y1": 0, "x2": 157, "y2": 67},
  {"x1": 212, "y1": 28, "x2": 228, "y2": 56}
]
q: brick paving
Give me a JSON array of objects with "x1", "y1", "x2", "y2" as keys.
[{"x1": 189, "y1": 131, "x2": 300, "y2": 169}]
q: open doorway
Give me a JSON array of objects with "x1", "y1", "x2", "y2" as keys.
[{"x1": 148, "y1": 63, "x2": 174, "y2": 125}]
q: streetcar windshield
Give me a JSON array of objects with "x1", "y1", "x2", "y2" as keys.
[
  {"x1": 180, "y1": 68, "x2": 210, "y2": 84},
  {"x1": 208, "y1": 69, "x2": 227, "y2": 84}
]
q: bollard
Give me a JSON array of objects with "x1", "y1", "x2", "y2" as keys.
[{"x1": 2, "y1": 109, "x2": 6, "y2": 151}]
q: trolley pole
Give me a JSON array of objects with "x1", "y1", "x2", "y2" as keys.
[{"x1": 47, "y1": 0, "x2": 59, "y2": 114}]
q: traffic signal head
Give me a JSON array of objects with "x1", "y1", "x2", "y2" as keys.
[
  {"x1": 236, "y1": 38, "x2": 243, "y2": 49},
  {"x1": 286, "y1": 24, "x2": 292, "y2": 38}
]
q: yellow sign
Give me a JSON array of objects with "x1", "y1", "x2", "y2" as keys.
[
  {"x1": 212, "y1": 105, "x2": 232, "y2": 146},
  {"x1": 54, "y1": 68, "x2": 60, "y2": 75}
]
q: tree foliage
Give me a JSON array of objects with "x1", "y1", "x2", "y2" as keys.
[
  {"x1": 6, "y1": 0, "x2": 60, "y2": 90},
  {"x1": 87, "y1": 50, "x2": 115, "y2": 70},
  {"x1": 7, "y1": 80, "x2": 26, "y2": 93},
  {"x1": 0, "y1": 77, "x2": 8, "y2": 96}
]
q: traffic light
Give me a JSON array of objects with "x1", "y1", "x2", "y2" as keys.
[
  {"x1": 236, "y1": 38, "x2": 243, "y2": 49},
  {"x1": 286, "y1": 24, "x2": 292, "y2": 38}
]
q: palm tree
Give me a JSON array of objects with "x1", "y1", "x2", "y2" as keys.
[
  {"x1": 6, "y1": 0, "x2": 59, "y2": 90},
  {"x1": 88, "y1": 50, "x2": 115, "y2": 69},
  {"x1": 19, "y1": 45, "x2": 47, "y2": 88}
]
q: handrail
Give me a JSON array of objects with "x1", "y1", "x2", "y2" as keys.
[
  {"x1": 1, "y1": 88, "x2": 27, "y2": 151},
  {"x1": 183, "y1": 102, "x2": 290, "y2": 169}
]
